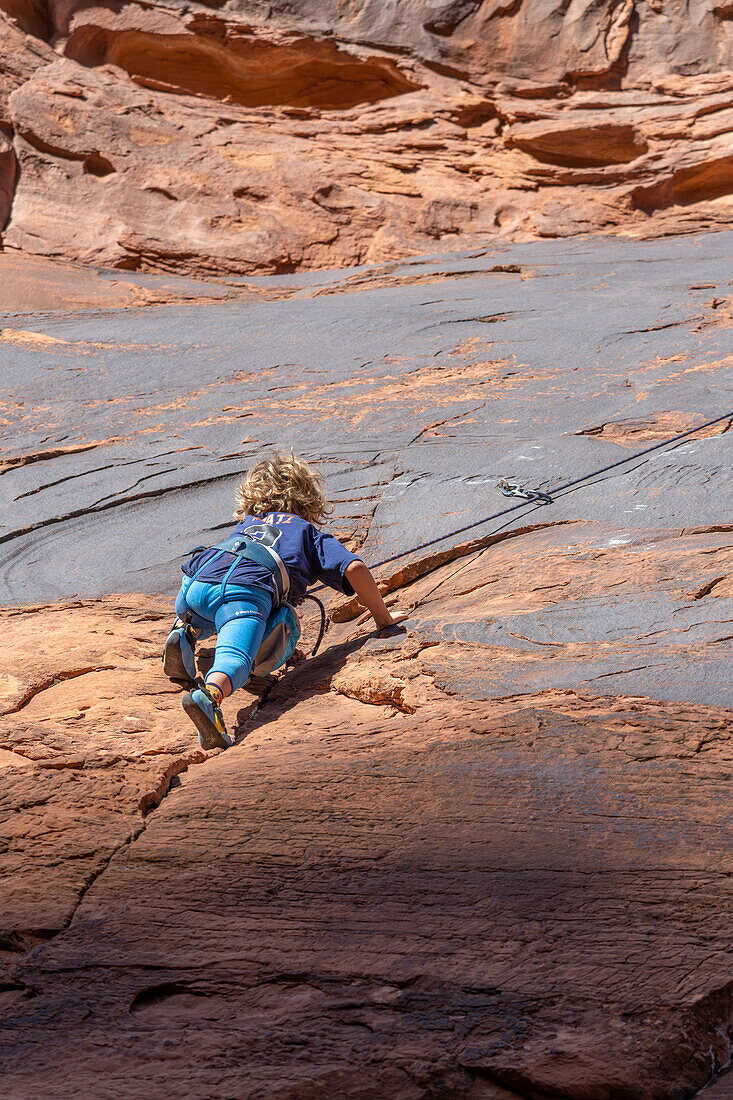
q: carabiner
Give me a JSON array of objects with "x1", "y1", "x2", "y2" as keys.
[{"x1": 497, "y1": 479, "x2": 553, "y2": 504}]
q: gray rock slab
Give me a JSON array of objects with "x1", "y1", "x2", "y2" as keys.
[{"x1": 1, "y1": 232, "x2": 731, "y2": 632}]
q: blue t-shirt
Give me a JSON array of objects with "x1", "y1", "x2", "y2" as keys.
[{"x1": 182, "y1": 512, "x2": 361, "y2": 603}]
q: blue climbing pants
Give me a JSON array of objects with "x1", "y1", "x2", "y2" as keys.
[{"x1": 175, "y1": 576, "x2": 273, "y2": 692}]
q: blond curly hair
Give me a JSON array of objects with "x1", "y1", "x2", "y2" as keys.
[{"x1": 234, "y1": 452, "x2": 332, "y2": 526}]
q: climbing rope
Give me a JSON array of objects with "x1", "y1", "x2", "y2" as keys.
[
  {"x1": 300, "y1": 593, "x2": 327, "y2": 656},
  {"x1": 369, "y1": 409, "x2": 732, "y2": 570}
]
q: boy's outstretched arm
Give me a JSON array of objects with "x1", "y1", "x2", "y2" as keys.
[{"x1": 344, "y1": 560, "x2": 410, "y2": 630}]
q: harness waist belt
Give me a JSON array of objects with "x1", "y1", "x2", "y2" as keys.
[{"x1": 215, "y1": 535, "x2": 290, "y2": 605}]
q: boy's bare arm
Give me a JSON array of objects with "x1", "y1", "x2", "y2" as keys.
[{"x1": 344, "y1": 560, "x2": 410, "y2": 630}]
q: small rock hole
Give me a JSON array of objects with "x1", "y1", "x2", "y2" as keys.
[{"x1": 83, "y1": 153, "x2": 115, "y2": 177}]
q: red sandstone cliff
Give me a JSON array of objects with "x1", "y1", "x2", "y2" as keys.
[{"x1": 1, "y1": 0, "x2": 732, "y2": 274}]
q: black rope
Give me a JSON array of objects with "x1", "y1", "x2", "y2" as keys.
[
  {"x1": 370, "y1": 409, "x2": 733, "y2": 570},
  {"x1": 407, "y1": 510, "x2": 526, "y2": 610},
  {"x1": 300, "y1": 593, "x2": 327, "y2": 655}
]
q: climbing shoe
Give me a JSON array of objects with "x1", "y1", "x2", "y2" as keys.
[
  {"x1": 181, "y1": 685, "x2": 231, "y2": 750},
  {"x1": 163, "y1": 619, "x2": 198, "y2": 682}
]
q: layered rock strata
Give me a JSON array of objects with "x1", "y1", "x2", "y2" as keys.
[{"x1": 0, "y1": 1, "x2": 732, "y2": 273}]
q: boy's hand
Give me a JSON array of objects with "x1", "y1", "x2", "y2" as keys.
[
  {"x1": 345, "y1": 561, "x2": 412, "y2": 632},
  {"x1": 375, "y1": 610, "x2": 411, "y2": 631}
]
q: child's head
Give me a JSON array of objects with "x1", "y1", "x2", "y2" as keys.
[{"x1": 234, "y1": 452, "x2": 331, "y2": 525}]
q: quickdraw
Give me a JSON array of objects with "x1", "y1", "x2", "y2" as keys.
[
  {"x1": 369, "y1": 409, "x2": 733, "y2": 570},
  {"x1": 497, "y1": 479, "x2": 553, "y2": 504}
]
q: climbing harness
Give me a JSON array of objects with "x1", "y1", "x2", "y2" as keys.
[
  {"x1": 369, "y1": 409, "x2": 733, "y2": 570},
  {"x1": 183, "y1": 534, "x2": 325, "y2": 674},
  {"x1": 216, "y1": 533, "x2": 290, "y2": 606},
  {"x1": 186, "y1": 533, "x2": 289, "y2": 606},
  {"x1": 497, "y1": 478, "x2": 553, "y2": 504}
]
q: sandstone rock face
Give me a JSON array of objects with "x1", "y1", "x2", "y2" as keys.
[
  {"x1": 0, "y1": 1, "x2": 732, "y2": 273},
  {"x1": 0, "y1": 233, "x2": 732, "y2": 1095},
  {"x1": 1, "y1": 544, "x2": 732, "y2": 1097}
]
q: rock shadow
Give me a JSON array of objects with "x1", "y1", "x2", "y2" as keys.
[{"x1": 233, "y1": 627, "x2": 398, "y2": 738}]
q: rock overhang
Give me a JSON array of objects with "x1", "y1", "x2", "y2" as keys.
[{"x1": 1, "y1": 0, "x2": 733, "y2": 274}]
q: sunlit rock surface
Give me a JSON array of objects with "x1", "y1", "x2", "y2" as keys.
[
  {"x1": 0, "y1": 232, "x2": 732, "y2": 1096},
  {"x1": 0, "y1": 1, "x2": 733, "y2": 273}
]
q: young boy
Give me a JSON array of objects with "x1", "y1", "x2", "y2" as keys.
[{"x1": 163, "y1": 452, "x2": 407, "y2": 750}]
